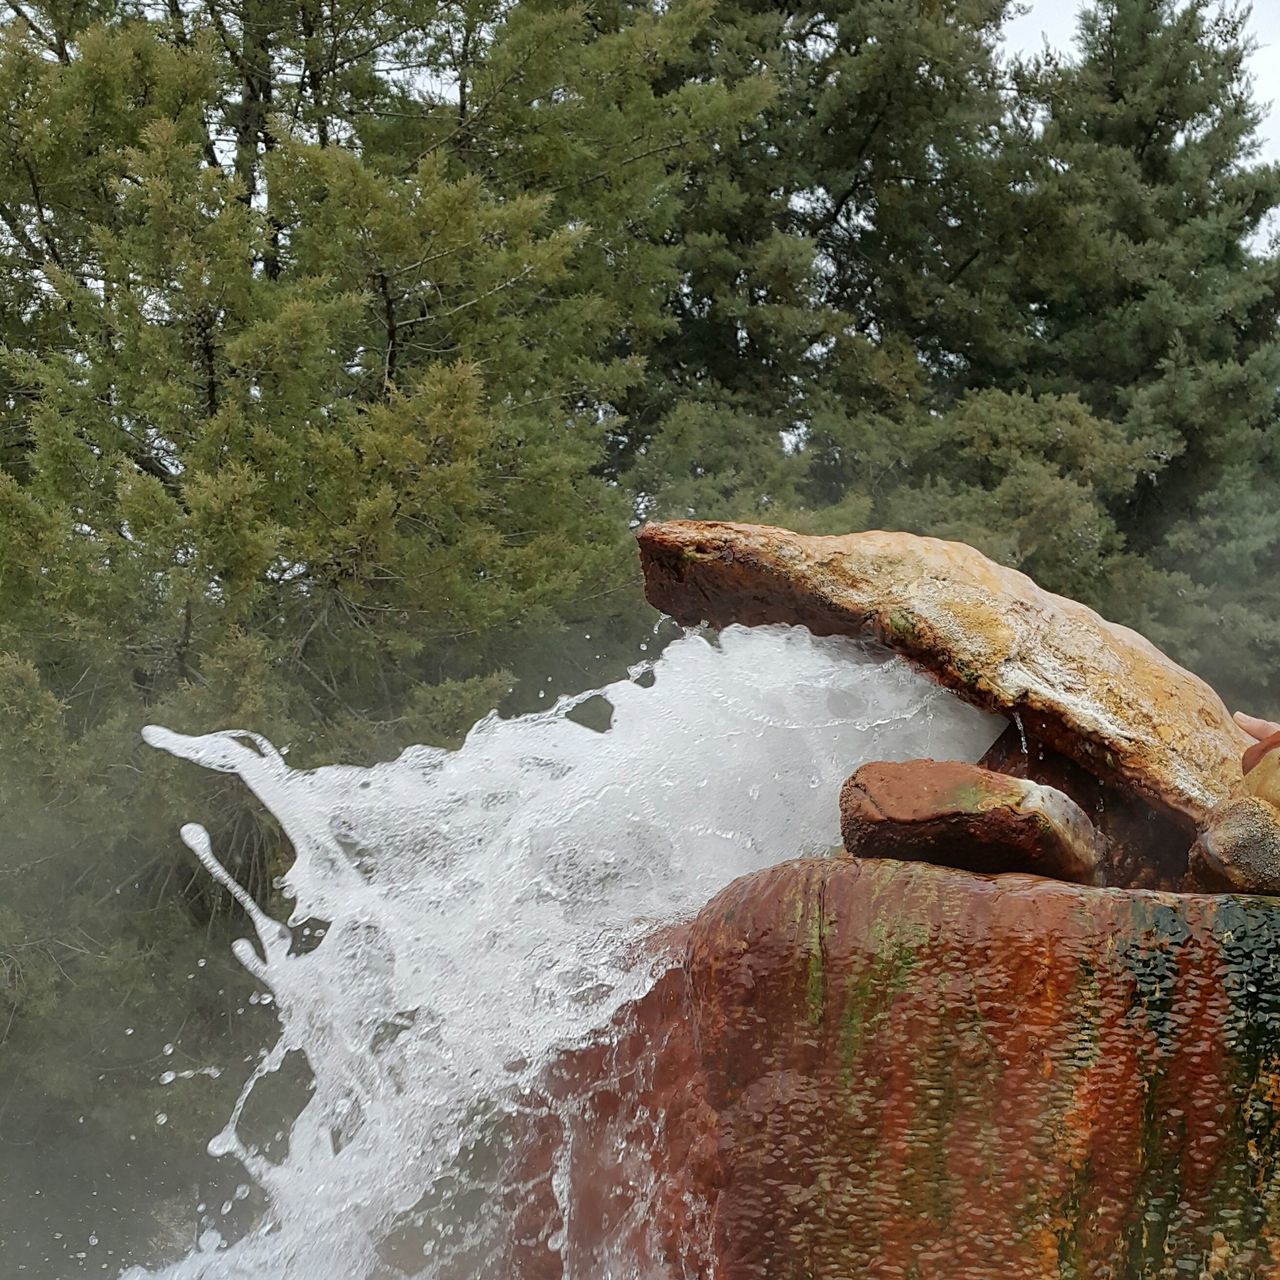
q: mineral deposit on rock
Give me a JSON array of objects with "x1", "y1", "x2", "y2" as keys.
[
  {"x1": 1188, "y1": 793, "x2": 1280, "y2": 895},
  {"x1": 840, "y1": 758, "x2": 1104, "y2": 886},
  {"x1": 678, "y1": 857, "x2": 1280, "y2": 1278},
  {"x1": 977, "y1": 722, "x2": 1188, "y2": 888},
  {"x1": 519, "y1": 857, "x2": 1280, "y2": 1277},
  {"x1": 638, "y1": 520, "x2": 1249, "y2": 826}
]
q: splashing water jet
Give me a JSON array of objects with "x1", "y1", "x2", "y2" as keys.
[{"x1": 131, "y1": 625, "x2": 1002, "y2": 1279}]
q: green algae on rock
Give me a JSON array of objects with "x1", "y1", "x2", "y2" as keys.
[{"x1": 682, "y1": 857, "x2": 1280, "y2": 1279}]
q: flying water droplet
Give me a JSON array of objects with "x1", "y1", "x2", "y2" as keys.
[{"x1": 131, "y1": 625, "x2": 1003, "y2": 1278}]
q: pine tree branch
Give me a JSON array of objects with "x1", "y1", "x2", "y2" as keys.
[
  {"x1": 946, "y1": 245, "x2": 983, "y2": 286},
  {"x1": 826, "y1": 104, "x2": 891, "y2": 227},
  {"x1": 19, "y1": 156, "x2": 65, "y2": 270},
  {"x1": 0, "y1": 199, "x2": 47, "y2": 269},
  {"x1": 544, "y1": 139, "x2": 699, "y2": 196},
  {"x1": 420, "y1": 24, "x2": 567, "y2": 161},
  {"x1": 4, "y1": 0, "x2": 67, "y2": 62},
  {"x1": 378, "y1": 269, "x2": 398, "y2": 396},
  {"x1": 202, "y1": 0, "x2": 246, "y2": 74},
  {"x1": 395, "y1": 265, "x2": 535, "y2": 329}
]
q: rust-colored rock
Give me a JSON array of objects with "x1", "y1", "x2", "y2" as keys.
[
  {"x1": 1181, "y1": 727, "x2": 1280, "y2": 895},
  {"x1": 522, "y1": 856, "x2": 1280, "y2": 1277},
  {"x1": 839, "y1": 759, "x2": 1104, "y2": 886},
  {"x1": 508, "y1": 521, "x2": 1280, "y2": 1278},
  {"x1": 678, "y1": 857, "x2": 1280, "y2": 1277},
  {"x1": 502, "y1": 961, "x2": 716, "y2": 1280},
  {"x1": 637, "y1": 521, "x2": 1248, "y2": 827}
]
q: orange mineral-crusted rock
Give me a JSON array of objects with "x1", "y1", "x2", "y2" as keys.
[
  {"x1": 1187, "y1": 794, "x2": 1280, "y2": 895},
  {"x1": 680, "y1": 857, "x2": 1280, "y2": 1278},
  {"x1": 840, "y1": 759, "x2": 1105, "y2": 886},
  {"x1": 505, "y1": 528, "x2": 1280, "y2": 1276},
  {"x1": 637, "y1": 520, "x2": 1248, "y2": 831},
  {"x1": 520, "y1": 857, "x2": 1280, "y2": 1277}
]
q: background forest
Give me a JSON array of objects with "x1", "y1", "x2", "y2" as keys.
[{"x1": 2, "y1": 0, "x2": 1280, "y2": 1262}]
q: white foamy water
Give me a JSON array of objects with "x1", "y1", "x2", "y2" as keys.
[{"x1": 131, "y1": 624, "x2": 1002, "y2": 1280}]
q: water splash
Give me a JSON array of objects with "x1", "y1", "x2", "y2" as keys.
[{"x1": 129, "y1": 625, "x2": 1002, "y2": 1279}]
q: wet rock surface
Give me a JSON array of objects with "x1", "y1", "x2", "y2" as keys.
[
  {"x1": 504, "y1": 961, "x2": 716, "y2": 1280},
  {"x1": 978, "y1": 722, "x2": 1195, "y2": 889},
  {"x1": 679, "y1": 857, "x2": 1280, "y2": 1278},
  {"x1": 568, "y1": 520, "x2": 1280, "y2": 1276},
  {"x1": 533, "y1": 857, "x2": 1280, "y2": 1278},
  {"x1": 637, "y1": 520, "x2": 1248, "y2": 826},
  {"x1": 1188, "y1": 731, "x2": 1280, "y2": 896},
  {"x1": 1188, "y1": 794, "x2": 1280, "y2": 895},
  {"x1": 840, "y1": 758, "x2": 1104, "y2": 886}
]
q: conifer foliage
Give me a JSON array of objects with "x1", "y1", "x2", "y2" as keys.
[
  {"x1": 0, "y1": 0, "x2": 754, "y2": 1099},
  {"x1": 1007, "y1": 0, "x2": 1280, "y2": 706},
  {"x1": 3, "y1": 0, "x2": 1280, "y2": 1140}
]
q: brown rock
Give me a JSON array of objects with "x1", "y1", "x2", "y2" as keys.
[
  {"x1": 1188, "y1": 794, "x2": 1280, "y2": 895},
  {"x1": 503, "y1": 959, "x2": 716, "y2": 1280},
  {"x1": 638, "y1": 520, "x2": 1248, "y2": 827},
  {"x1": 522, "y1": 857, "x2": 1280, "y2": 1277},
  {"x1": 840, "y1": 758, "x2": 1104, "y2": 886},
  {"x1": 678, "y1": 857, "x2": 1280, "y2": 1278}
]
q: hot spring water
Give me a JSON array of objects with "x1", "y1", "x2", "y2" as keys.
[{"x1": 130, "y1": 624, "x2": 1002, "y2": 1279}]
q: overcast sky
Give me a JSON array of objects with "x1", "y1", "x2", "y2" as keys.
[{"x1": 1002, "y1": 2, "x2": 1280, "y2": 164}]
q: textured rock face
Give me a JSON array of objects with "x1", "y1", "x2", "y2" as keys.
[
  {"x1": 1189, "y1": 795, "x2": 1280, "y2": 895},
  {"x1": 637, "y1": 520, "x2": 1248, "y2": 827},
  {"x1": 503, "y1": 963, "x2": 715, "y2": 1280},
  {"x1": 524, "y1": 858, "x2": 1280, "y2": 1277},
  {"x1": 578, "y1": 518, "x2": 1280, "y2": 1274},
  {"x1": 682, "y1": 858, "x2": 1280, "y2": 1278},
  {"x1": 840, "y1": 759, "x2": 1104, "y2": 886},
  {"x1": 1183, "y1": 731, "x2": 1280, "y2": 895}
]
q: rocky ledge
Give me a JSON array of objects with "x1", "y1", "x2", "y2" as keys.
[
  {"x1": 637, "y1": 518, "x2": 1280, "y2": 892},
  {"x1": 512, "y1": 521, "x2": 1280, "y2": 1279}
]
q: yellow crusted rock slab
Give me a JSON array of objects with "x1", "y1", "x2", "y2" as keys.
[{"x1": 638, "y1": 520, "x2": 1248, "y2": 824}]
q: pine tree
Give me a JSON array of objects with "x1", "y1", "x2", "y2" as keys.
[
  {"x1": 1000, "y1": 0, "x2": 1280, "y2": 707},
  {"x1": 0, "y1": 0, "x2": 750, "y2": 1121},
  {"x1": 590, "y1": 0, "x2": 1037, "y2": 525}
]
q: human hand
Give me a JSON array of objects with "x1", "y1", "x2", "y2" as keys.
[{"x1": 1234, "y1": 711, "x2": 1280, "y2": 742}]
